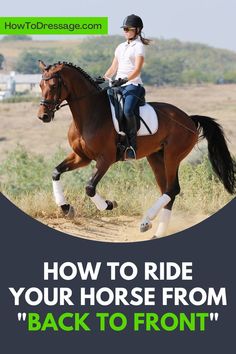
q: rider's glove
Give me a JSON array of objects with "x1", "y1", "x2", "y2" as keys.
[
  {"x1": 94, "y1": 76, "x2": 105, "y2": 84},
  {"x1": 111, "y1": 77, "x2": 128, "y2": 87}
]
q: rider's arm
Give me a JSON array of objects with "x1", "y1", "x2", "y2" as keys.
[
  {"x1": 104, "y1": 57, "x2": 118, "y2": 79},
  {"x1": 126, "y1": 55, "x2": 144, "y2": 81}
]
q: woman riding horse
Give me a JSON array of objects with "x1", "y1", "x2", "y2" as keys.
[
  {"x1": 37, "y1": 47, "x2": 236, "y2": 239},
  {"x1": 104, "y1": 14, "x2": 150, "y2": 160}
]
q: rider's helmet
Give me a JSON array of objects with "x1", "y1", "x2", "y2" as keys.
[{"x1": 121, "y1": 14, "x2": 143, "y2": 30}]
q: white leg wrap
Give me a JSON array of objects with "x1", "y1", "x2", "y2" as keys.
[
  {"x1": 90, "y1": 193, "x2": 107, "y2": 211},
  {"x1": 146, "y1": 194, "x2": 171, "y2": 220},
  {"x1": 155, "y1": 209, "x2": 172, "y2": 238},
  {"x1": 52, "y1": 180, "x2": 66, "y2": 206}
]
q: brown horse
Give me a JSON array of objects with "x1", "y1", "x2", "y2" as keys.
[{"x1": 37, "y1": 60, "x2": 236, "y2": 238}]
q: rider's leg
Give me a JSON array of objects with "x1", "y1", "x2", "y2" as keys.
[
  {"x1": 122, "y1": 84, "x2": 145, "y2": 160},
  {"x1": 124, "y1": 112, "x2": 137, "y2": 159}
]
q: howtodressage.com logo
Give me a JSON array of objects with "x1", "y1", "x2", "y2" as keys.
[
  {"x1": 5, "y1": 21, "x2": 102, "y2": 32},
  {"x1": 0, "y1": 17, "x2": 108, "y2": 35}
]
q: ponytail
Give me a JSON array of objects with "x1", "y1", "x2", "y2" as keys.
[
  {"x1": 135, "y1": 28, "x2": 151, "y2": 45},
  {"x1": 139, "y1": 33, "x2": 151, "y2": 45}
]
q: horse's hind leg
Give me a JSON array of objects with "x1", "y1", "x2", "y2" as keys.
[
  {"x1": 52, "y1": 151, "x2": 91, "y2": 217},
  {"x1": 141, "y1": 150, "x2": 180, "y2": 237},
  {"x1": 154, "y1": 168, "x2": 179, "y2": 238},
  {"x1": 141, "y1": 151, "x2": 171, "y2": 236},
  {"x1": 144, "y1": 151, "x2": 173, "y2": 237}
]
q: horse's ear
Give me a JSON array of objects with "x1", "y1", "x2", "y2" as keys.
[{"x1": 38, "y1": 60, "x2": 46, "y2": 72}]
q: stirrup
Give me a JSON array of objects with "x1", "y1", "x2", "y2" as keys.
[{"x1": 124, "y1": 146, "x2": 136, "y2": 160}]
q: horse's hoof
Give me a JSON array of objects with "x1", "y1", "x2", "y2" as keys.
[
  {"x1": 66, "y1": 205, "x2": 75, "y2": 219},
  {"x1": 105, "y1": 200, "x2": 118, "y2": 210},
  {"x1": 61, "y1": 204, "x2": 75, "y2": 219},
  {"x1": 140, "y1": 219, "x2": 152, "y2": 233}
]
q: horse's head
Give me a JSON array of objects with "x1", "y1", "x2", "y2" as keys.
[{"x1": 37, "y1": 60, "x2": 68, "y2": 123}]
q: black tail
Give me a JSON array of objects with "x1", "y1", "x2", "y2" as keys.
[{"x1": 191, "y1": 115, "x2": 236, "y2": 194}]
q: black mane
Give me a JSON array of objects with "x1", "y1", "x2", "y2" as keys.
[{"x1": 47, "y1": 61, "x2": 102, "y2": 91}]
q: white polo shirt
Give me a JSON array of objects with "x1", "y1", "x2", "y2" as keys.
[{"x1": 115, "y1": 37, "x2": 145, "y2": 86}]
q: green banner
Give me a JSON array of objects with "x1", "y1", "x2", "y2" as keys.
[{"x1": 0, "y1": 17, "x2": 108, "y2": 35}]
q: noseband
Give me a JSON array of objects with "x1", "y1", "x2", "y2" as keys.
[{"x1": 40, "y1": 72, "x2": 68, "y2": 114}]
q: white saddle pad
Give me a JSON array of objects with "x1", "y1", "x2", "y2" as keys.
[{"x1": 108, "y1": 98, "x2": 158, "y2": 136}]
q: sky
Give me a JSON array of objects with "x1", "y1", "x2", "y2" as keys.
[{"x1": 1, "y1": 0, "x2": 236, "y2": 52}]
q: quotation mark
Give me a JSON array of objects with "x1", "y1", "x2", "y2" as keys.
[
  {"x1": 18, "y1": 313, "x2": 27, "y2": 321},
  {"x1": 210, "y1": 313, "x2": 219, "y2": 321}
]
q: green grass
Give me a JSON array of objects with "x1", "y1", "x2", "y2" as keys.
[{"x1": 0, "y1": 146, "x2": 233, "y2": 218}]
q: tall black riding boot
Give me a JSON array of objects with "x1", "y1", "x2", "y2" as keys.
[{"x1": 125, "y1": 115, "x2": 137, "y2": 160}]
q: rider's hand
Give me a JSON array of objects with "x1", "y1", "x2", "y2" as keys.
[
  {"x1": 94, "y1": 76, "x2": 105, "y2": 84},
  {"x1": 111, "y1": 77, "x2": 128, "y2": 87}
]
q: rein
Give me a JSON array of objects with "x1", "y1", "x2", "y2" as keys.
[{"x1": 40, "y1": 72, "x2": 196, "y2": 134}]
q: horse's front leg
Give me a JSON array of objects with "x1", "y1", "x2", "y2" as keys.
[
  {"x1": 52, "y1": 152, "x2": 91, "y2": 217},
  {"x1": 86, "y1": 159, "x2": 117, "y2": 211}
]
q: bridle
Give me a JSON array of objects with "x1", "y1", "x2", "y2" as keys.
[
  {"x1": 40, "y1": 72, "x2": 69, "y2": 114},
  {"x1": 40, "y1": 71, "x2": 103, "y2": 116}
]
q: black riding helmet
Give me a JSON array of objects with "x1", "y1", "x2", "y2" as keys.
[{"x1": 121, "y1": 14, "x2": 143, "y2": 29}]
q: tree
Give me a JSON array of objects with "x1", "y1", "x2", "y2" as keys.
[
  {"x1": 14, "y1": 50, "x2": 58, "y2": 74},
  {"x1": 14, "y1": 48, "x2": 79, "y2": 74},
  {"x1": 222, "y1": 71, "x2": 236, "y2": 83},
  {"x1": 1, "y1": 35, "x2": 32, "y2": 41}
]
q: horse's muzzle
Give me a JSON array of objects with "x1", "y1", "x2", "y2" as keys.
[{"x1": 38, "y1": 113, "x2": 54, "y2": 123}]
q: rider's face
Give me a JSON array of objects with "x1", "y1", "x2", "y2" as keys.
[{"x1": 123, "y1": 27, "x2": 136, "y2": 40}]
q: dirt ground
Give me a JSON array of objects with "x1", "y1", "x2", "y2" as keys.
[
  {"x1": 0, "y1": 84, "x2": 235, "y2": 241},
  {"x1": 38, "y1": 212, "x2": 208, "y2": 242}
]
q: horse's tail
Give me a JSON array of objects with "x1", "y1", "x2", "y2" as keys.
[{"x1": 190, "y1": 115, "x2": 236, "y2": 194}]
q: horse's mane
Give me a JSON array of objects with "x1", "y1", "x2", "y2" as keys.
[{"x1": 46, "y1": 61, "x2": 102, "y2": 91}]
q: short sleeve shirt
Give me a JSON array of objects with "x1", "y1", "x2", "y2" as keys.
[{"x1": 115, "y1": 37, "x2": 145, "y2": 86}]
